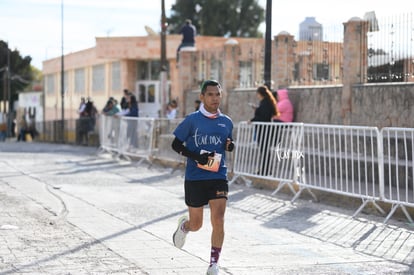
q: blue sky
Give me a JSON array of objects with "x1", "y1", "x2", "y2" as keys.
[{"x1": 0, "y1": 0, "x2": 411, "y2": 69}]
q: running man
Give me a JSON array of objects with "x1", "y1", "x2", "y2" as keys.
[{"x1": 171, "y1": 80, "x2": 234, "y2": 275}]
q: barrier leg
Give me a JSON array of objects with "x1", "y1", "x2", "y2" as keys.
[
  {"x1": 384, "y1": 204, "x2": 413, "y2": 224},
  {"x1": 228, "y1": 175, "x2": 240, "y2": 186},
  {"x1": 353, "y1": 199, "x2": 385, "y2": 219},
  {"x1": 115, "y1": 153, "x2": 131, "y2": 162},
  {"x1": 371, "y1": 201, "x2": 386, "y2": 215},
  {"x1": 352, "y1": 198, "x2": 371, "y2": 218},
  {"x1": 228, "y1": 175, "x2": 252, "y2": 187},
  {"x1": 304, "y1": 188, "x2": 318, "y2": 202},
  {"x1": 384, "y1": 204, "x2": 399, "y2": 223},
  {"x1": 271, "y1": 180, "x2": 296, "y2": 197},
  {"x1": 401, "y1": 205, "x2": 414, "y2": 224}
]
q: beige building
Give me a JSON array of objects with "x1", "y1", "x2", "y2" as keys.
[
  {"x1": 42, "y1": 34, "x2": 269, "y2": 120},
  {"x1": 42, "y1": 29, "x2": 348, "y2": 121}
]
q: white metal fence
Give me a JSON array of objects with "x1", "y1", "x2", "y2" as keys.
[
  {"x1": 100, "y1": 115, "x2": 155, "y2": 165},
  {"x1": 298, "y1": 124, "x2": 385, "y2": 218},
  {"x1": 99, "y1": 115, "x2": 186, "y2": 168},
  {"x1": 230, "y1": 122, "x2": 414, "y2": 223},
  {"x1": 381, "y1": 127, "x2": 414, "y2": 223},
  {"x1": 230, "y1": 122, "x2": 304, "y2": 194},
  {"x1": 96, "y1": 116, "x2": 414, "y2": 223}
]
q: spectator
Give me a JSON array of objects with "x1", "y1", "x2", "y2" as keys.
[
  {"x1": 117, "y1": 94, "x2": 139, "y2": 148},
  {"x1": 85, "y1": 99, "x2": 98, "y2": 131},
  {"x1": 26, "y1": 116, "x2": 38, "y2": 140},
  {"x1": 273, "y1": 88, "x2": 294, "y2": 123},
  {"x1": 17, "y1": 115, "x2": 28, "y2": 142},
  {"x1": 11, "y1": 116, "x2": 16, "y2": 137},
  {"x1": 117, "y1": 93, "x2": 139, "y2": 117},
  {"x1": 101, "y1": 98, "x2": 121, "y2": 143},
  {"x1": 120, "y1": 89, "x2": 130, "y2": 111},
  {"x1": 102, "y1": 98, "x2": 120, "y2": 116},
  {"x1": 78, "y1": 97, "x2": 86, "y2": 117},
  {"x1": 176, "y1": 19, "x2": 196, "y2": 63},
  {"x1": 0, "y1": 112, "x2": 6, "y2": 141},
  {"x1": 77, "y1": 98, "x2": 97, "y2": 145},
  {"x1": 126, "y1": 94, "x2": 139, "y2": 117},
  {"x1": 194, "y1": 99, "x2": 201, "y2": 111},
  {"x1": 248, "y1": 85, "x2": 278, "y2": 176},
  {"x1": 166, "y1": 100, "x2": 178, "y2": 119}
]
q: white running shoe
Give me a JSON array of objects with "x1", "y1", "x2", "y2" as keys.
[
  {"x1": 172, "y1": 216, "x2": 188, "y2": 248},
  {"x1": 206, "y1": 263, "x2": 219, "y2": 275}
]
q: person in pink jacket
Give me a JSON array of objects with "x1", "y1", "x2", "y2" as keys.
[{"x1": 272, "y1": 88, "x2": 294, "y2": 122}]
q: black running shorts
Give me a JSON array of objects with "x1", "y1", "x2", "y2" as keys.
[{"x1": 184, "y1": 179, "x2": 228, "y2": 207}]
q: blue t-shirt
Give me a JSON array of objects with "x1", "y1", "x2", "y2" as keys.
[
  {"x1": 180, "y1": 24, "x2": 196, "y2": 44},
  {"x1": 173, "y1": 111, "x2": 233, "y2": 181}
]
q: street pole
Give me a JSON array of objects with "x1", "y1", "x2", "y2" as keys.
[
  {"x1": 61, "y1": 0, "x2": 65, "y2": 142},
  {"x1": 264, "y1": 0, "x2": 272, "y2": 89},
  {"x1": 160, "y1": 0, "x2": 168, "y2": 118},
  {"x1": 2, "y1": 55, "x2": 6, "y2": 113},
  {"x1": 6, "y1": 42, "x2": 12, "y2": 138},
  {"x1": 1, "y1": 42, "x2": 6, "y2": 114}
]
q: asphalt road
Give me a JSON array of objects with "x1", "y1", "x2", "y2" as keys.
[{"x1": 1, "y1": 141, "x2": 414, "y2": 274}]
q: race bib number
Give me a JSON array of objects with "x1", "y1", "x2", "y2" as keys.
[{"x1": 197, "y1": 150, "x2": 222, "y2": 172}]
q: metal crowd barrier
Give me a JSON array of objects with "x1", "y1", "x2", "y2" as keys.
[
  {"x1": 297, "y1": 124, "x2": 385, "y2": 218},
  {"x1": 117, "y1": 117, "x2": 155, "y2": 165},
  {"x1": 151, "y1": 118, "x2": 185, "y2": 169},
  {"x1": 99, "y1": 115, "x2": 180, "y2": 167},
  {"x1": 99, "y1": 115, "x2": 122, "y2": 154},
  {"x1": 381, "y1": 127, "x2": 414, "y2": 223},
  {"x1": 230, "y1": 122, "x2": 304, "y2": 193},
  {"x1": 96, "y1": 116, "x2": 414, "y2": 223}
]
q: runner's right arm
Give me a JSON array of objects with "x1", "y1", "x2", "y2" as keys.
[{"x1": 171, "y1": 137, "x2": 212, "y2": 165}]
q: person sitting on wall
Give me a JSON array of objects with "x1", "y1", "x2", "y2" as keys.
[{"x1": 176, "y1": 19, "x2": 196, "y2": 63}]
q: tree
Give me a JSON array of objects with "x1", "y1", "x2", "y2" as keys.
[
  {"x1": 0, "y1": 40, "x2": 33, "y2": 107},
  {"x1": 168, "y1": 0, "x2": 265, "y2": 38}
]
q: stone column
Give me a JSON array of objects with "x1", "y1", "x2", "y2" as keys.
[
  {"x1": 222, "y1": 39, "x2": 240, "y2": 113},
  {"x1": 342, "y1": 17, "x2": 369, "y2": 124},
  {"x1": 177, "y1": 47, "x2": 198, "y2": 117},
  {"x1": 273, "y1": 32, "x2": 295, "y2": 89}
]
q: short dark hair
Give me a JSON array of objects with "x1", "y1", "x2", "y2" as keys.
[{"x1": 200, "y1": 80, "x2": 221, "y2": 94}]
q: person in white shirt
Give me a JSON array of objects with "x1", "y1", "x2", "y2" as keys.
[{"x1": 166, "y1": 100, "x2": 178, "y2": 119}]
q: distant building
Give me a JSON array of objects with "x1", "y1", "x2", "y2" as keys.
[{"x1": 299, "y1": 17, "x2": 323, "y2": 41}]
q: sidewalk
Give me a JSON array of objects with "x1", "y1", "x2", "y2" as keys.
[{"x1": 0, "y1": 141, "x2": 414, "y2": 274}]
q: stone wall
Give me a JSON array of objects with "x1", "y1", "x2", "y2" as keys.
[
  {"x1": 223, "y1": 83, "x2": 414, "y2": 128},
  {"x1": 351, "y1": 84, "x2": 414, "y2": 128}
]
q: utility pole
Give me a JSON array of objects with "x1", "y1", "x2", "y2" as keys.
[
  {"x1": 264, "y1": 0, "x2": 272, "y2": 89},
  {"x1": 6, "y1": 42, "x2": 11, "y2": 138},
  {"x1": 160, "y1": 0, "x2": 168, "y2": 117},
  {"x1": 161, "y1": 0, "x2": 167, "y2": 69},
  {"x1": 2, "y1": 53, "x2": 6, "y2": 114},
  {"x1": 61, "y1": 0, "x2": 65, "y2": 142}
]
